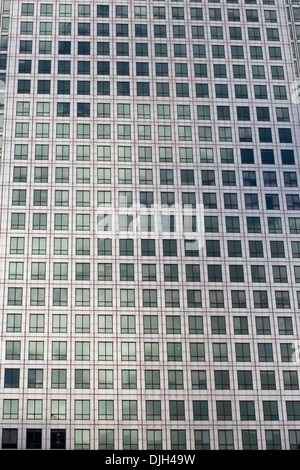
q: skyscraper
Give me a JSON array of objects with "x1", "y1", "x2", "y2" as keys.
[{"x1": 0, "y1": 0, "x2": 300, "y2": 450}]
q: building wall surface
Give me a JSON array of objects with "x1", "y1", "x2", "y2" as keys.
[{"x1": 0, "y1": 0, "x2": 300, "y2": 450}]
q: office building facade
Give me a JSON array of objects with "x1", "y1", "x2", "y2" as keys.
[{"x1": 0, "y1": 0, "x2": 300, "y2": 450}]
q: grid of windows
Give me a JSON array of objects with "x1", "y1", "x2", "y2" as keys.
[{"x1": 0, "y1": 0, "x2": 300, "y2": 451}]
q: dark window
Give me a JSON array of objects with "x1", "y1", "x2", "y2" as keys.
[
  {"x1": 19, "y1": 60, "x2": 31, "y2": 73},
  {"x1": 77, "y1": 61, "x2": 90, "y2": 75},
  {"x1": 116, "y1": 24, "x2": 128, "y2": 37},
  {"x1": 135, "y1": 24, "x2": 148, "y2": 37},
  {"x1": 77, "y1": 103, "x2": 90, "y2": 118},
  {"x1": 57, "y1": 102, "x2": 70, "y2": 117},
  {"x1": 259, "y1": 128, "x2": 272, "y2": 143},
  {"x1": 78, "y1": 23, "x2": 90, "y2": 36},
  {"x1": 136, "y1": 62, "x2": 149, "y2": 76},
  {"x1": 261, "y1": 149, "x2": 275, "y2": 165},
  {"x1": 154, "y1": 25, "x2": 166, "y2": 38},
  {"x1": 17, "y1": 79, "x2": 31, "y2": 94},
  {"x1": 4, "y1": 369, "x2": 20, "y2": 388},
  {"x1": 117, "y1": 42, "x2": 129, "y2": 56},
  {"x1": 78, "y1": 42, "x2": 90, "y2": 55},
  {"x1": 117, "y1": 62, "x2": 129, "y2": 75},
  {"x1": 97, "y1": 61, "x2": 110, "y2": 75},
  {"x1": 58, "y1": 41, "x2": 71, "y2": 54},
  {"x1": 77, "y1": 81, "x2": 90, "y2": 95},
  {"x1": 38, "y1": 60, "x2": 51, "y2": 74},
  {"x1": 57, "y1": 80, "x2": 70, "y2": 94},
  {"x1": 97, "y1": 81, "x2": 110, "y2": 95},
  {"x1": 241, "y1": 149, "x2": 254, "y2": 164},
  {"x1": 97, "y1": 5, "x2": 109, "y2": 18},
  {"x1": 37, "y1": 80, "x2": 50, "y2": 94},
  {"x1": 58, "y1": 60, "x2": 71, "y2": 74},
  {"x1": 279, "y1": 129, "x2": 292, "y2": 143},
  {"x1": 19, "y1": 40, "x2": 32, "y2": 53},
  {"x1": 97, "y1": 23, "x2": 109, "y2": 36},
  {"x1": 136, "y1": 43, "x2": 148, "y2": 56},
  {"x1": 26, "y1": 430, "x2": 42, "y2": 449},
  {"x1": 97, "y1": 42, "x2": 110, "y2": 55},
  {"x1": 281, "y1": 150, "x2": 295, "y2": 165},
  {"x1": 51, "y1": 430, "x2": 66, "y2": 450},
  {"x1": 117, "y1": 82, "x2": 130, "y2": 96},
  {"x1": 137, "y1": 82, "x2": 150, "y2": 96},
  {"x1": 2, "y1": 429, "x2": 18, "y2": 449}
]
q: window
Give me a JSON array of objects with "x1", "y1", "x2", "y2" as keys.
[
  {"x1": 28, "y1": 369, "x2": 43, "y2": 388},
  {"x1": 145, "y1": 370, "x2": 160, "y2": 390},
  {"x1": 170, "y1": 430, "x2": 186, "y2": 450},
  {"x1": 123, "y1": 430, "x2": 138, "y2": 450},
  {"x1": 8, "y1": 288, "x2": 23, "y2": 306},
  {"x1": 237, "y1": 370, "x2": 253, "y2": 391},
  {"x1": 99, "y1": 400, "x2": 114, "y2": 420},
  {"x1": 215, "y1": 370, "x2": 230, "y2": 390},
  {"x1": 74, "y1": 400, "x2": 90, "y2": 420},
  {"x1": 2, "y1": 429, "x2": 18, "y2": 449},
  {"x1": 4, "y1": 369, "x2": 20, "y2": 389},
  {"x1": 50, "y1": 430, "x2": 66, "y2": 450},
  {"x1": 146, "y1": 400, "x2": 161, "y2": 420},
  {"x1": 283, "y1": 371, "x2": 299, "y2": 392},
  {"x1": 147, "y1": 430, "x2": 162, "y2": 451},
  {"x1": 139, "y1": 328, "x2": 155, "y2": 349},
  {"x1": 99, "y1": 430, "x2": 114, "y2": 450},
  {"x1": 6, "y1": 314, "x2": 22, "y2": 333},
  {"x1": 51, "y1": 370, "x2": 66, "y2": 389},
  {"x1": 144, "y1": 343, "x2": 159, "y2": 361},
  {"x1": 26, "y1": 430, "x2": 42, "y2": 450},
  {"x1": 98, "y1": 369, "x2": 113, "y2": 389},
  {"x1": 78, "y1": 4, "x2": 90, "y2": 17},
  {"x1": 75, "y1": 370, "x2": 90, "y2": 389},
  {"x1": 216, "y1": 401, "x2": 232, "y2": 421},
  {"x1": 122, "y1": 370, "x2": 137, "y2": 389},
  {"x1": 240, "y1": 401, "x2": 256, "y2": 421},
  {"x1": 168, "y1": 370, "x2": 184, "y2": 390},
  {"x1": 169, "y1": 401, "x2": 185, "y2": 421},
  {"x1": 74, "y1": 430, "x2": 90, "y2": 450},
  {"x1": 166, "y1": 316, "x2": 181, "y2": 334},
  {"x1": 27, "y1": 400, "x2": 42, "y2": 420},
  {"x1": 143, "y1": 315, "x2": 158, "y2": 334},
  {"x1": 263, "y1": 401, "x2": 279, "y2": 421},
  {"x1": 5, "y1": 341, "x2": 21, "y2": 360}
]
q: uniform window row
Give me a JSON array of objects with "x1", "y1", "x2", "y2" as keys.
[
  {"x1": 11, "y1": 169, "x2": 298, "y2": 190},
  {"x1": 3, "y1": 398, "x2": 300, "y2": 422},
  {"x1": 19, "y1": 4, "x2": 278, "y2": 21},
  {"x1": 11, "y1": 183, "x2": 300, "y2": 203},
  {"x1": 19, "y1": 5, "x2": 277, "y2": 24},
  {"x1": 7, "y1": 286, "x2": 298, "y2": 308},
  {"x1": 9, "y1": 190, "x2": 300, "y2": 213},
  {"x1": 12, "y1": 144, "x2": 293, "y2": 167},
  {"x1": 3, "y1": 367, "x2": 299, "y2": 391},
  {"x1": 7, "y1": 259, "x2": 300, "y2": 285},
  {"x1": 8, "y1": 235, "x2": 300, "y2": 259},
  {"x1": 17, "y1": 38, "x2": 284, "y2": 61},
  {"x1": 19, "y1": 21, "x2": 282, "y2": 41},
  {"x1": 15, "y1": 103, "x2": 290, "y2": 129},
  {"x1": 2, "y1": 340, "x2": 300, "y2": 363},
  {"x1": 3, "y1": 426, "x2": 298, "y2": 450},
  {"x1": 3, "y1": 313, "x2": 297, "y2": 336},
  {"x1": 17, "y1": 79, "x2": 288, "y2": 101},
  {"x1": 13, "y1": 129, "x2": 293, "y2": 156},
  {"x1": 17, "y1": 60, "x2": 287, "y2": 82}
]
